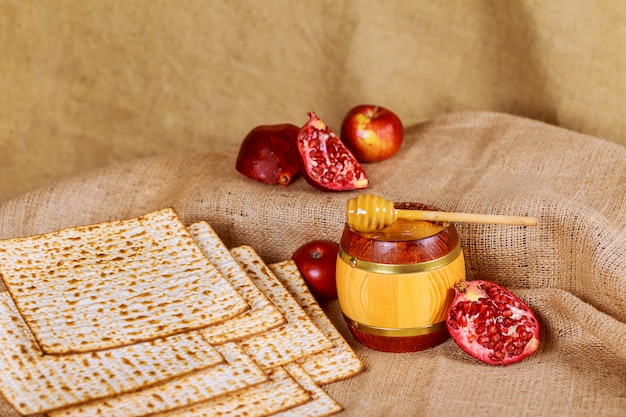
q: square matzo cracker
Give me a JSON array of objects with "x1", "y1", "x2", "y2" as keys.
[
  {"x1": 187, "y1": 221, "x2": 285, "y2": 344},
  {"x1": 0, "y1": 292, "x2": 224, "y2": 416},
  {"x1": 275, "y1": 363, "x2": 343, "y2": 417},
  {"x1": 269, "y1": 260, "x2": 364, "y2": 385},
  {"x1": 151, "y1": 367, "x2": 310, "y2": 417},
  {"x1": 48, "y1": 342, "x2": 268, "y2": 417},
  {"x1": 0, "y1": 208, "x2": 249, "y2": 354},
  {"x1": 230, "y1": 245, "x2": 334, "y2": 369}
]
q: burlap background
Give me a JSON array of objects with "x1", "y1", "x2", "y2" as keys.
[
  {"x1": 2, "y1": 0, "x2": 626, "y2": 415},
  {"x1": 2, "y1": 0, "x2": 626, "y2": 201},
  {"x1": 0, "y1": 111, "x2": 624, "y2": 416}
]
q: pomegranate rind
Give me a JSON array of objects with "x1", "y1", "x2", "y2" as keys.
[
  {"x1": 446, "y1": 279, "x2": 540, "y2": 366},
  {"x1": 235, "y1": 124, "x2": 301, "y2": 186},
  {"x1": 297, "y1": 112, "x2": 369, "y2": 191}
]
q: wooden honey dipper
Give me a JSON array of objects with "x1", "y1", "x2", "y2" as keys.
[{"x1": 346, "y1": 194, "x2": 538, "y2": 233}]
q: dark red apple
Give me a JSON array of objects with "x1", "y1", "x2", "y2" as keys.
[
  {"x1": 291, "y1": 240, "x2": 339, "y2": 302},
  {"x1": 340, "y1": 105, "x2": 404, "y2": 163}
]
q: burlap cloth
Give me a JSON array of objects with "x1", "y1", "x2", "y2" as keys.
[
  {"x1": 0, "y1": 111, "x2": 624, "y2": 416},
  {"x1": 4, "y1": 0, "x2": 626, "y2": 200}
]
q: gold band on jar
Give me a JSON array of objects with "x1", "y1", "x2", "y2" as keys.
[
  {"x1": 338, "y1": 242, "x2": 462, "y2": 274},
  {"x1": 344, "y1": 315, "x2": 447, "y2": 337}
]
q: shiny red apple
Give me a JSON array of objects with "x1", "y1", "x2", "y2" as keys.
[
  {"x1": 340, "y1": 105, "x2": 404, "y2": 163},
  {"x1": 291, "y1": 240, "x2": 339, "y2": 302}
]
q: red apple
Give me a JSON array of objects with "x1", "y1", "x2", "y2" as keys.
[
  {"x1": 291, "y1": 240, "x2": 339, "y2": 302},
  {"x1": 340, "y1": 105, "x2": 404, "y2": 163}
]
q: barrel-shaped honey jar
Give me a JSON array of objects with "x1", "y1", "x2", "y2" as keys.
[{"x1": 336, "y1": 202, "x2": 466, "y2": 352}]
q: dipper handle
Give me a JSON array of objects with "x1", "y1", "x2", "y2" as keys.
[{"x1": 346, "y1": 194, "x2": 537, "y2": 233}]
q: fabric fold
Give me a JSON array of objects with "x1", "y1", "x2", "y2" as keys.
[{"x1": 0, "y1": 111, "x2": 624, "y2": 416}]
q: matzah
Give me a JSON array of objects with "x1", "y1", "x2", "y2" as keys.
[
  {"x1": 0, "y1": 207, "x2": 249, "y2": 354},
  {"x1": 269, "y1": 260, "x2": 364, "y2": 385},
  {"x1": 230, "y1": 245, "x2": 334, "y2": 369},
  {"x1": 275, "y1": 363, "x2": 343, "y2": 417},
  {"x1": 187, "y1": 221, "x2": 285, "y2": 344},
  {"x1": 0, "y1": 292, "x2": 224, "y2": 416},
  {"x1": 48, "y1": 342, "x2": 268, "y2": 417},
  {"x1": 152, "y1": 367, "x2": 310, "y2": 417}
]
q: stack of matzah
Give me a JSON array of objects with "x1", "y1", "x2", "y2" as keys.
[{"x1": 0, "y1": 208, "x2": 363, "y2": 417}]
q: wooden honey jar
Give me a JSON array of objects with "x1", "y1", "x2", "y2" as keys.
[{"x1": 336, "y1": 202, "x2": 466, "y2": 352}]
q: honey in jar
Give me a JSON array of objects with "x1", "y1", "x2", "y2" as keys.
[{"x1": 336, "y1": 202, "x2": 466, "y2": 352}]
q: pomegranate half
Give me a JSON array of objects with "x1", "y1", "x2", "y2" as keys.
[
  {"x1": 446, "y1": 279, "x2": 540, "y2": 365},
  {"x1": 297, "y1": 112, "x2": 369, "y2": 191}
]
